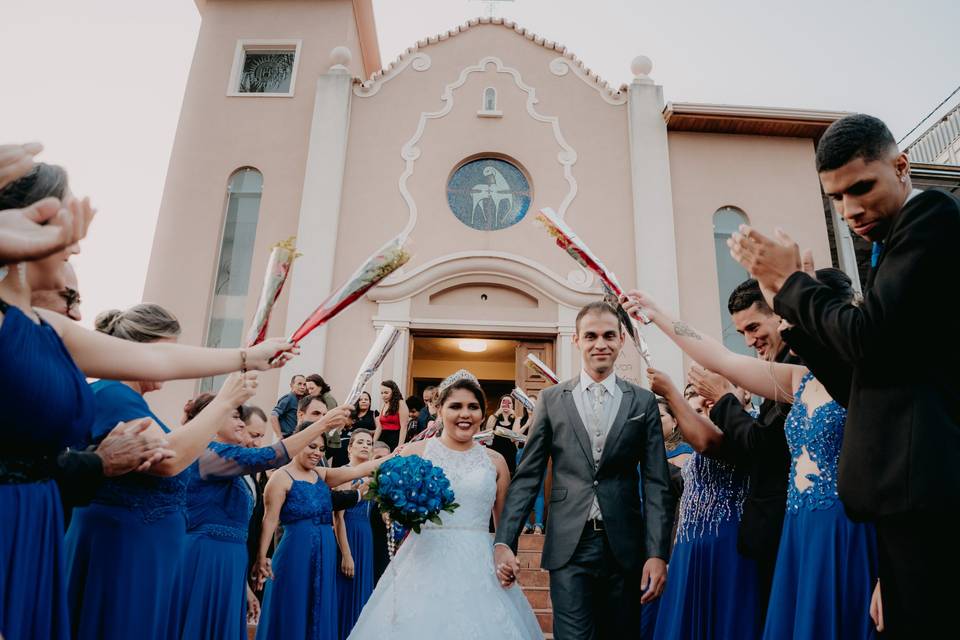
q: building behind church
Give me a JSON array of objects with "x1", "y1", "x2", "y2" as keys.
[{"x1": 144, "y1": 0, "x2": 891, "y2": 417}]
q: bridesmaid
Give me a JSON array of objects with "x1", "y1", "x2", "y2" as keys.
[
  {"x1": 334, "y1": 429, "x2": 376, "y2": 639},
  {"x1": 650, "y1": 380, "x2": 760, "y2": 640},
  {"x1": 177, "y1": 400, "x2": 353, "y2": 639},
  {"x1": 65, "y1": 305, "x2": 256, "y2": 639},
  {"x1": 254, "y1": 426, "x2": 387, "y2": 640},
  {"x1": 624, "y1": 269, "x2": 878, "y2": 640},
  {"x1": 373, "y1": 380, "x2": 408, "y2": 451},
  {"x1": 0, "y1": 164, "x2": 294, "y2": 640}
]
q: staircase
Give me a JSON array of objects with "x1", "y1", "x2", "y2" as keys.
[{"x1": 518, "y1": 533, "x2": 552, "y2": 639}]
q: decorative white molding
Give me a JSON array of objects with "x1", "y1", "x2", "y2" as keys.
[
  {"x1": 353, "y1": 52, "x2": 431, "y2": 97},
  {"x1": 367, "y1": 251, "x2": 597, "y2": 309},
  {"x1": 549, "y1": 57, "x2": 627, "y2": 106},
  {"x1": 397, "y1": 56, "x2": 579, "y2": 243}
]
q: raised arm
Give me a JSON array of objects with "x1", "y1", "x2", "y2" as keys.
[
  {"x1": 147, "y1": 373, "x2": 256, "y2": 477},
  {"x1": 278, "y1": 406, "x2": 352, "y2": 460},
  {"x1": 647, "y1": 367, "x2": 724, "y2": 454},
  {"x1": 623, "y1": 290, "x2": 797, "y2": 404},
  {"x1": 252, "y1": 471, "x2": 290, "y2": 589},
  {"x1": 42, "y1": 313, "x2": 296, "y2": 382},
  {"x1": 319, "y1": 453, "x2": 391, "y2": 488}
]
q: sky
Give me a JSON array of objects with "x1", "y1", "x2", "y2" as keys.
[{"x1": 2, "y1": 0, "x2": 958, "y2": 326}]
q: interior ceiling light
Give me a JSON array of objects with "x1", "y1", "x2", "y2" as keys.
[{"x1": 458, "y1": 339, "x2": 487, "y2": 353}]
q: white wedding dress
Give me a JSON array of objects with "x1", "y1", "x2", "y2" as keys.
[{"x1": 348, "y1": 438, "x2": 543, "y2": 639}]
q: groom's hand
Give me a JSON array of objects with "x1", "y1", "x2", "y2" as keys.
[
  {"x1": 494, "y1": 543, "x2": 520, "y2": 588},
  {"x1": 640, "y1": 557, "x2": 667, "y2": 604}
]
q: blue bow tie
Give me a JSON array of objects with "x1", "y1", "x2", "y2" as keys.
[{"x1": 870, "y1": 242, "x2": 884, "y2": 268}]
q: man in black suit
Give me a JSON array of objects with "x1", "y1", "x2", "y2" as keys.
[{"x1": 730, "y1": 113, "x2": 960, "y2": 637}]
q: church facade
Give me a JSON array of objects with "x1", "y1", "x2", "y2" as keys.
[{"x1": 144, "y1": 0, "x2": 852, "y2": 417}]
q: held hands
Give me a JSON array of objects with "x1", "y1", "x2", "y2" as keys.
[
  {"x1": 246, "y1": 338, "x2": 300, "y2": 370},
  {"x1": 494, "y1": 544, "x2": 521, "y2": 589},
  {"x1": 252, "y1": 556, "x2": 273, "y2": 590},
  {"x1": 95, "y1": 418, "x2": 176, "y2": 476},
  {"x1": 640, "y1": 557, "x2": 667, "y2": 604}
]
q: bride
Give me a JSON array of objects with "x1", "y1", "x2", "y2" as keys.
[{"x1": 348, "y1": 370, "x2": 542, "y2": 639}]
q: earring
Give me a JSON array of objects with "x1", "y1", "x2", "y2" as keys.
[{"x1": 900, "y1": 174, "x2": 907, "y2": 183}]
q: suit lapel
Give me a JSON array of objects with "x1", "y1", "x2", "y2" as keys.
[
  {"x1": 599, "y1": 380, "x2": 635, "y2": 468},
  {"x1": 560, "y1": 379, "x2": 596, "y2": 469}
]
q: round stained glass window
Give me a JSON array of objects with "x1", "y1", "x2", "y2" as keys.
[{"x1": 446, "y1": 158, "x2": 532, "y2": 231}]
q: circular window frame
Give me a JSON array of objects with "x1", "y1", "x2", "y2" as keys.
[{"x1": 444, "y1": 154, "x2": 534, "y2": 231}]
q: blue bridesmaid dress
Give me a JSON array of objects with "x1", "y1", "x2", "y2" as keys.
[
  {"x1": 64, "y1": 380, "x2": 188, "y2": 640},
  {"x1": 178, "y1": 441, "x2": 289, "y2": 639},
  {"x1": 640, "y1": 442, "x2": 694, "y2": 640},
  {"x1": 336, "y1": 483, "x2": 374, "y2": 639},
  {"x1": 256, "y1": 470, "x2": 338, "y2": 640},
  {"x1": 0, "y1": 300, "x2": 94, "y2": 640},
  {"x1": 762, "y1": 373, "x2": 878, "y2": 639},
  {"x1": 653, "y1": 452, "x2": 761, "y2": 640}
]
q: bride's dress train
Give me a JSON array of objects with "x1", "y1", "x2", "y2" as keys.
[{"x1": 348, "y1": 438, "x2": 542, "y2": 639}]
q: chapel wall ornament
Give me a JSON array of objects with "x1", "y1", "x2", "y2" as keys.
[{"x1": 446, "y1": 158, "x2": 532, "y2": 231}]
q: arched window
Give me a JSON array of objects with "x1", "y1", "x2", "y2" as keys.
[
  {"x1": 713, "y1": 207, "x2": 752, "y2": 356},
  {"x1": 483, "y1": 87, "x2": 497, "y2": 111},
  {"x1": 201, "y1": 168, "x2": 263, "y2": 391}
]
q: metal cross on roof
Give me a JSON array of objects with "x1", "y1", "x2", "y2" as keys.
[{"x1": 469, "y1": 0, "x2": 515, "y2": 19}]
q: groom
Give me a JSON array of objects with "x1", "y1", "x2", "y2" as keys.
[{"x1": 494, "y1": 301, "x2": 675, "y2": 639}]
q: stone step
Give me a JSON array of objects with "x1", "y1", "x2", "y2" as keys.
[
  {"x1": 518, "y1": 534, "x2": 545, "y2": 551},
  {"x1": 535, "y1": 609, "x2": 553, "y2": 634},
  {"x1": 517, "y1": 568, "x2": 549, "y2": 588},
  {"x1": 518, "y1": 550, "x2": 542, "y2": 569},
  {"x1": 523, "y1": 586, "x2": 552, "y2": 610}
]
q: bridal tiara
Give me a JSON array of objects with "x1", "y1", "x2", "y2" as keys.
[{"x1": 438, "y1": 369, "x2": 480, "y2": 393}]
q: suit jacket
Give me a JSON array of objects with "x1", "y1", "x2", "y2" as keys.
[
  {"x1": 495, "y1": 376, "x2": 674, "y2": 572},
  {"x1": 708, "y1": 345, "x2": 795, "y2": 566},
  {"x1": 774, "y1": 188, "x2": 960, "y2": 519}
]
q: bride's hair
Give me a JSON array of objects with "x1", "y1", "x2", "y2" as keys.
[{"x1": 436, "y1": 370, "x2": 487, "y2": 415}]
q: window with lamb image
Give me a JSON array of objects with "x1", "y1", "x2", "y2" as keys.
[{"x1": 238, "y1": 50, "x2": 295, "y2": 94}]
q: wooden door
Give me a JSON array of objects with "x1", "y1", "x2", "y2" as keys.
[{"x1": 515, "y1": 340, "x2": 557, "y2": 395}]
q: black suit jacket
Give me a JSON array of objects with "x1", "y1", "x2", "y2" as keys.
[
  {"x1": 774, "y1": 188, "x2": 960, "y2": 519},
  {"x1": 708, "y1": 347, "x2": 796, "y2": 566}
]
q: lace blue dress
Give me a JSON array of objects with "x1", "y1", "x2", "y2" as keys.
[
  {"x1": 256, "y1": 469, "x2": 338, "y2": 640},
  {"x1": 177, "y1": 441, "x2": 289, "y2": 640},
  {"x1": 0, "y1": 300, "x2": 94, "y2": 640},
  {"x1": 762, "y1": 373, "x2": 878, "y2": 639},
  {"x1": 336, "y1": 480, "x2": 373, "y2": 639},
  {"x1": 64, "y1": 380, "x2": 188, "y2": 640},
  {"x1": 653, "y1": 452, "x2": 761, "y2": 640}
]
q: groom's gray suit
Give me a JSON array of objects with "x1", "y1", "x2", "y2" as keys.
[{"x1": 495, "y1": 373, "x2": 674, "y2": 640}]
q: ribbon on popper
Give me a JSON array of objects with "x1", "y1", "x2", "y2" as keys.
[
  {"x1": 245, "y1": 237, "x2": 301, "y2": 347},
  {"x1": 511, "y1": 387, "x2": 536, "y2": 413},
  {"x1": 473, "y1": 427, "x2": 527, "y2": 446},
  {"x1": 343, "y1": 324, "x2": 401, "y2": 406},
  {"x1": 525, "y1": 354, "x2": 559, "y2": 385},
  {"x1": 287, "y1": 235, "x2": 410, "y2": 345},
  {"x1": 535, "y1": 207, "x2": 653, "y2": 366}
]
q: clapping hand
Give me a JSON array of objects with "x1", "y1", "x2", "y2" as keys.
[
  {"x1": 95, "y1": 418, "x2": 175, "y2": 476},
  {"x1": 216, "y1": 372, "x2": 259, "y2": 408},
  {"x1": 687, "y1": 366, "x2": 736, "y2": 405},
  {"x1": 727, "y1": 226, "x2": 804, "y2": 296},
  {"x1": 0, "y1": 195, "x2": 95, "y2": 264},
  {"x1": 0, "y1": 143, "x2": 43, "y2": 190}
]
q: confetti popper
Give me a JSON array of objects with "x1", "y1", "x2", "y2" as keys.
[
  {"x1": 511, "y1": 387, "x2": 537, "y2": 413},
  {"x1": 288, "y1": 235, "x2": 410, "y2": 344},
  {"x1": 245, "y1": 237, "x2": 301, "y2": 347},
  {"x1": 535, "y1": 207, "x2": 654, "y2": 366},
  {"x1": 525, "y1": 354, "x2": 559, "y2": 385},
  {"x1": 473, "y1": 429, "x2": 495, "y2": 446},
  {"x1": 409, "y1": 420, "x2": 442, "y2": 443},
  {"x1": 343, "y1": 324, "x2": 401, "y2": 407}
]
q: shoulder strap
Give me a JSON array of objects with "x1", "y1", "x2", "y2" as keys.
[
  {"x1": 282, "y1": 469, "x2": 295, "y2": 481},
  {"x1": 313, "y1": 469, "x2": 322, "y2": 482}
]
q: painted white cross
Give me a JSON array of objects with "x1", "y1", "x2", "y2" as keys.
[{"x1": 469, "y1": 0, "x2": 515, "y2": 19}]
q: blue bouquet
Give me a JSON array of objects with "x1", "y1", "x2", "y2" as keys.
[{"x1": 366, "y1": 455, "x2": 458, "y2": 534}]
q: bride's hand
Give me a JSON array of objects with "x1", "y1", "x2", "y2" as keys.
[{"x1": 493, "y1": 544, "x2": 520, "y2": 589}]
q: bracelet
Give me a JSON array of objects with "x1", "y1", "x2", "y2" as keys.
[{"x1": 240, "y1": 349, "x2": 247, "y2": 374}]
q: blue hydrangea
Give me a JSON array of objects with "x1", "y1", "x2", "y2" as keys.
[{"x1": 366, "y1": 455, "x2": 459, "y2": 533}]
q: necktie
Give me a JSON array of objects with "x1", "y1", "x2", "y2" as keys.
[{"x1": 870, "y1": 242, "x2": 884, "y2": 268}]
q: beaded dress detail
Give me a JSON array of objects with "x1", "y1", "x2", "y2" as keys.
[{"x1": 675, "y1": 452, "x2": 750, "y2": 543}]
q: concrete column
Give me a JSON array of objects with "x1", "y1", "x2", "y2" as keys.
[
  {"x1": 626, "y1": 56, "x2": 684, "y2": 384},
  {"x1": 281, "y1": 47, "x2": 354, "y2": 393},
  {"x1": 830, "y1": 205, "x2": 863, "y2": 295},
  {"x1": 556, "y1": 304, "x2": 577, "y2": 381}
]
